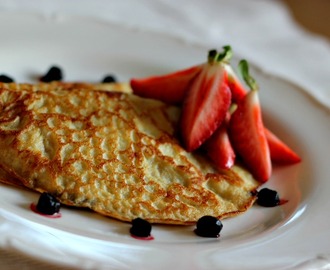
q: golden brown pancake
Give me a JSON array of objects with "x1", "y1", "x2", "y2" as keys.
[{"x1": 0, "y1": 82, "x2": 259, "y2": 225}]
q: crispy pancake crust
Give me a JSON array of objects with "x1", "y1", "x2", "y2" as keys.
[{"x1": 0, "y1": 82, "x2": 259, "y2": 225}]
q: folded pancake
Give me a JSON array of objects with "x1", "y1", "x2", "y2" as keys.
[{"x1": 0, "y1": 82, "x2": 259, "y2": 225}]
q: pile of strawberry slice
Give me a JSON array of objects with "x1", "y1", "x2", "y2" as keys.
[{"x1": 130, "y1": 46, "x2": 301, "y2": 183}]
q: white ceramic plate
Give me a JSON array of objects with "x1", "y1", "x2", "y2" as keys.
[{"x1": 0, "y1": 12, "x2": 329, "y2": 270}]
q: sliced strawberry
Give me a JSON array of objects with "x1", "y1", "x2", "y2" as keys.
[
  {"x1": 204, "y1": 112, "x2": 235, "y2": 169},
  {"x1": 224, "y1": 61, "x2": 301, "y2": 165},
  {"x1": 264, "y1": 128, "x2": 301, "y2": 165},
  {"x1": 180, "y1": 48, "x2": 232, "y2": 152},
  {"x1": 130, "y1": 65, "x2": 201, "y2": 104},
  {"x1": 229, "y1": 60, "x2": 271, "y2": 182}
]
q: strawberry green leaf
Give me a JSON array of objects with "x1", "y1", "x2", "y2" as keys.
[
  {"x1": 208, "y1": 45, "x2": 233, "y2": 64},
  {"x1": 238, "y1": 59, "x2": 259, "y2": 91},
  {"x1": 216, "y1": 45, "x2": 233, "y2": 63}
]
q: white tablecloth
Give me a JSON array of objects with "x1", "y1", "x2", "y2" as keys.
[{"x1": 0, "y1": 1, "x2": 329, "y2": 269}]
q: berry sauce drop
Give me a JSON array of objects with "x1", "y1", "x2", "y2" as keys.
[
  {"x1": 30, "y1": 203, "x2": 62, "y2": 218},
  {"x1": 279, "y1": 199, "x2": 289, "y2": 205},
  {"x1": 130, "y1": 234, "x2": 154, "y2": 241}
]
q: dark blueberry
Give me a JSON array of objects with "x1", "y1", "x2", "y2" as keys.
[
  {"x1": 195, "y1": 215, "x2": 223, "y2": 238},
  {"x1": 36, "y1": 192, "x2": 61, "y2": 215},
  {"x1": 40, "y1": 66, "x2": 63, "y2": 82},
  {"x1": 0, "y1": 74, "x2": 14, "y2": 83},
  {"x1": 257, "y1": 188, "x2": 280, "y2": 207},
  {"x1": 130, "y1": 218, "x2": 152, "y2": 237},
  {"x1": 102, "y1": 74, "x2": 117, "y2": 83}
]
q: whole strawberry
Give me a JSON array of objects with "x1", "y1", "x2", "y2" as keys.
[{"x1": 229, "y1": 60, "x2": 271, "y2": 182}]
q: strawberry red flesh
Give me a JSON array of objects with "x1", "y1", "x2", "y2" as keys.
[
  {"x1": 224, "y1": 64, "x2": 247, "y2": 103},
  {"x1": 229, "y1": 60, "x2": 271, "y2": 182},
  {"x1": 180, "y1": 50, "x2": 232, "y2": 152},
  {"x1": 265, "y1": 128, "x2": 301, "y2": 164},
  {"x1": 130, "y1": 65, "x2": 201, "y2": 104}
]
